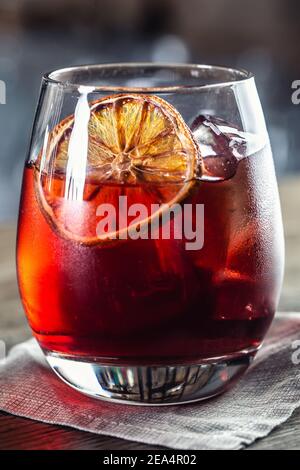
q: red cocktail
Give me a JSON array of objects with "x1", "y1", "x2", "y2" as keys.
[{"x1": 17, "y1": 64, "x2": 284, "y2": 404}]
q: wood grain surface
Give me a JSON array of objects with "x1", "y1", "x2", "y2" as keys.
[{"x1": 0, "y1": 176, "x2": 299, "y2": 450}]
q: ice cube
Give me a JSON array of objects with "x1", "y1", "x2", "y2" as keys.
[{"x1": 190, "y1": 115, "x2": 247, "y2": 181}]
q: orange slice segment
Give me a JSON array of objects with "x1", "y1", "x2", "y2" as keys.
[{"x1": 35, "y1": 94, "x2": 199, "y2": 245}]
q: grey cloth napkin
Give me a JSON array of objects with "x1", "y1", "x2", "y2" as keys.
[{"x1": 0, "y1": 312, "x2": 300, "y2": 450}]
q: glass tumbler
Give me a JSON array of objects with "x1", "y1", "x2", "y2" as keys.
[{"x1": 17, "y1": 64, "x2": 284, "y2": 404}]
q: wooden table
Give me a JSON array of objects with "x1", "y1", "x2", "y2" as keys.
[{"x1": 1, "y1": 177, "x2": 300, "y2": 450}]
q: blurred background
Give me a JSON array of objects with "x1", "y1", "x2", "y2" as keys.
[{"x1": 0, "y1": 0, "x2": 299, "y2": 220}]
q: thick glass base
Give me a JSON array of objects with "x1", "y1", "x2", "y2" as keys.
[{"x1": 45, "y1": 350, "x2": 256, "y2": 405}]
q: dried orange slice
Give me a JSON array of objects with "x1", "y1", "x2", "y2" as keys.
[{"x1": 35, "y1": 94, "x2": 199, "y2": 244}]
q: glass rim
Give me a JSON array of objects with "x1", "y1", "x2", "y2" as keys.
[{"x1": 43, "y1": 62, "x2": 254, "y2": 93}]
